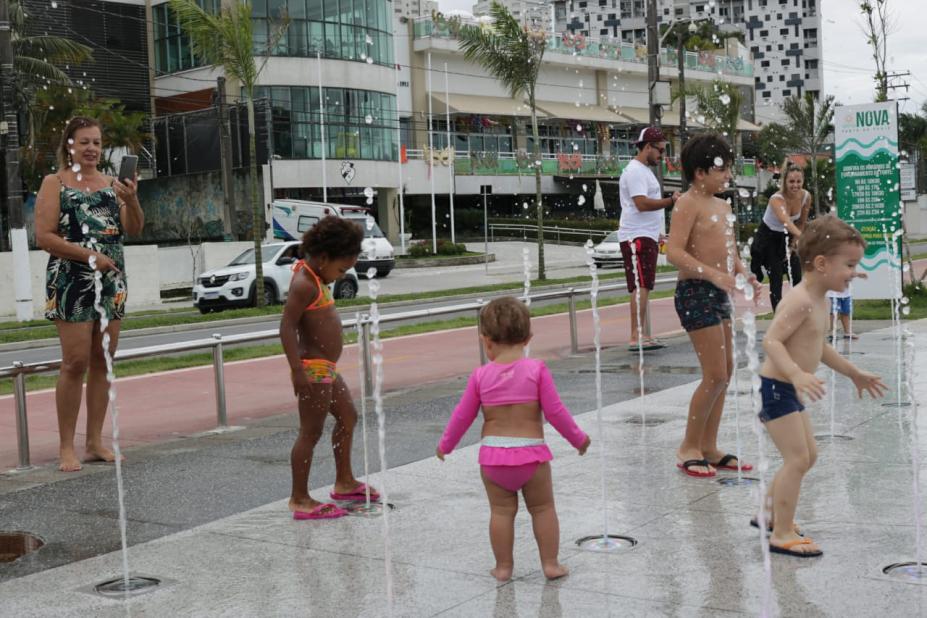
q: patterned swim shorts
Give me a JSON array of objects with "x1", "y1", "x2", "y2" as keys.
[{"x1": 674, "y1": 278, "x2": 732, "y2": 332}]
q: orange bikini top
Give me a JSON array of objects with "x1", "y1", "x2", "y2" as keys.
[{"x1": 293, "y1": 260, "x2": 334, "y2": 311}]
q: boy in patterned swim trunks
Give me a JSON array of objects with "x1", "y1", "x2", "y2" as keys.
[
  {"x1": 279, "y1": 216, "x2": 378, "y2": 520},
  {"x1": 667, "y1": 134, "x2": 762, "y2": 478}
]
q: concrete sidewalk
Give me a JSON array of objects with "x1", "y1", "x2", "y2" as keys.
[
  {"x1": 0, "y1": 292, "x2": 771, "y2": 472},
  {"x1": 2, "y1": 321, "x2": 925, "y2": 616}
]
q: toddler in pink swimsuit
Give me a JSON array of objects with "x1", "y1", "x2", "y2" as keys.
[{"x1": 436, "y1": 297, "x2": 590, "y2": 582}]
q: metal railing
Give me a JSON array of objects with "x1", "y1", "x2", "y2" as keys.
[
  {"x1": 2, "y1": 278, "x2": 675, "y2": 470},
  {"x1": 488, "y1": 224, "x2": 612, "y2": 244}
]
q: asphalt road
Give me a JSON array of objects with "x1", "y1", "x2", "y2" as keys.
[{"x1": 2, "y1": 242, "x2": 675, "y2": 367}]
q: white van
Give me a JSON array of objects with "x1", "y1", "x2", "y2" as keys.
[{"x1": 272, "y1": 199, "x2": 395, "y2": 278}]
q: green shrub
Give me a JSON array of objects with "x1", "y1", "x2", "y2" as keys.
[{"x1": 407, "y1": 239, "x2": 468, "y2": 257}]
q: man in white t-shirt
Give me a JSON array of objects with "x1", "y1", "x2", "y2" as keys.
[{"x1": 618, "y1": 127, "x2": 680, "y2": 350}]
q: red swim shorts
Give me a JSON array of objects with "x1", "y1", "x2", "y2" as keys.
[{"x1": 619, "y1": 237, "x2": 658, "y2": 293}]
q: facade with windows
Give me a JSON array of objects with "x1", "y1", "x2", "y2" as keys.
[
  {"x1": 552, "y1": 0, "x2": 823, "y2": 123},
  {"x1": 150, "y1": 0, "x2": 403, "y2": 238},
  {"x1": 408, "y1": 14, "x2": 759, "y2": 205}
]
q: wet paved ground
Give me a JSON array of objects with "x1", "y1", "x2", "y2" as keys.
[{"x1": 1, "y1": 320, "x2": 926, "y2": 616}]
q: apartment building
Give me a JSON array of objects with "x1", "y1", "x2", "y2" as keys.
[
  {"x1": 553, "y1": 0, "x2": 823, "y2": 122},
  {"x1": 392, "y1": 0, "x2": 439, "y2": 18}
]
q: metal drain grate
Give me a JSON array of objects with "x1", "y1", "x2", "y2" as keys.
[
  {"x1": 623, "y1": 415, "x2": 669, "y2": 426},
  {"x1": 577, "y1": 365, "x2": 702, "y2": 375},
  {"x1": 814, "y1": 434, "x2": 855, "y2": 441},
  {"x1": 95, "y1": 576, "x2": 162, "y2": 598}
]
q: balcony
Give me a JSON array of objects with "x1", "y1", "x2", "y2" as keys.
[
  {"x1": 405, "y1": 149, "x2": 757, "y2": 181},
  {"x1": 412, "y1": 17, "x2": 753, "y2": 79}
]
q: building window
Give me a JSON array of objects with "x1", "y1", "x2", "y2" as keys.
[
  {"x1": 155, "y1": 0, "x2": 394, "y2": 75},
  {"x1": 153, "y1": 0, "x2": 221, "y2": 75},
  {"x1": 255, "y1": 85, "x2": 397, "y2": 161}
]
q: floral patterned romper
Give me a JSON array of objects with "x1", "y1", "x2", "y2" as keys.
[{"x1": 45, "y1": 176, "x2": 127, "y2": 322}]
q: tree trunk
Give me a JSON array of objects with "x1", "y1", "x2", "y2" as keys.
[
  {"x1": 530, "y1": 90, "x2": 545, "y2": 280},
  {"x1": 247, "y1": 95, "x2": 266, "y2": 308}
]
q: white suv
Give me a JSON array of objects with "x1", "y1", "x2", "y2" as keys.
[{"x1": 193, "y1": 242, "x2": 359, "y2": 314}]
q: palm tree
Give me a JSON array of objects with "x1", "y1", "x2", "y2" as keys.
[
  {"x1": 170, "y1": 0, "x2": 287, "y2": 306},
  {"x1": 675, "y1": 80, "x2": 743, "y2": 144},
  {"x1": 782, "y1": 92, "x2": 835, "y2": 216},
  {"x1": 10, "y1": 0, "x2": 93, "y2": 147},
  {"x1": 80, "y1": 98, "x2": 150, "y2": 174},
  {"x1": 459, "y1": 2, "x2": 548, "y2": 279}
]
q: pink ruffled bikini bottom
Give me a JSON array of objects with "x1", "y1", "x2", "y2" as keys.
[{"x1": 479, "y1": 437, "x2": 552, "y2": 492}]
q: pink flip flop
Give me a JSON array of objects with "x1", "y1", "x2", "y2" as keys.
[
  {"x1": 292, "y1": 503, "x2": 348, "y2": 520},
  {"x1": 330, "y1": 483, "x2": 380, "y2": 502}
]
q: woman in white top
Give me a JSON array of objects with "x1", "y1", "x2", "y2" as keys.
[{"x1": 750, "y1": 160, "x2": 811, "y2": 310}]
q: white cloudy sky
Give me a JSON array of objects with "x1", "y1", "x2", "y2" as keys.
[{"x1": 435, "y1": 0, "x2": 927, "y2": 115}]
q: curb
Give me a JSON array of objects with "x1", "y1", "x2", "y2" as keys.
[{"x1": 394, "y1": 254, "x2": 495, "y2": 268}]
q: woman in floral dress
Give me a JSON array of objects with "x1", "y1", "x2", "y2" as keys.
[{"x1": 34, "y1": 117, "x2": 144, "y2": 471}]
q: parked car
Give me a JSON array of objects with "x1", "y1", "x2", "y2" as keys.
[
  {"x1": 271, "y1": 199, "x2": 395, "y2": 278},
  {"x1": 192, "y1": 241, "x2": 359, "y2": 314},
  {"x1": 591, "y1": 231, "x2": 623, "y2": 268}
]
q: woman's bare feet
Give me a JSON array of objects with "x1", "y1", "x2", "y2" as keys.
[
  {"x1": 85, "y1": 444, "x2": 124, "y2": 464},
  {"x1": 542, "y1": 561, "x2": 569, "y2": 580},
  {"x1": 490, "y1": 563, "x2": 513, "y2": 582},
  {"x1": 58, "y1": 447, "x2": 82, "y2": 472}
]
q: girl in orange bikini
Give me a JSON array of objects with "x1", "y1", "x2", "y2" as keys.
[{"x1": 279, "y1": 216, "x2": 377, "y2": 520}]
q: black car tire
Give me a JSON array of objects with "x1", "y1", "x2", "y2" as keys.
[
  {"x1": 376, "y1": 268, "x2": 391, "y2": 278},
  {"x1": 249, "y1": 281, "x2": 278, "y2": 307},
  {"x1": 198, "y1": 306, "x2": 212, "y2": 315},
  {"x1": 334, "y1": 278, "x2": 358, "y2": 299}
]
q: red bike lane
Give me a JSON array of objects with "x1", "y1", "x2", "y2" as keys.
[{"x1": 1, "y1": 292, "x2": 772, "y2": 470}]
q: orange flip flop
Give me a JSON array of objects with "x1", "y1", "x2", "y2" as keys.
[{"x1": 769, "y1": 537, "x2": 822, "y2": 557}]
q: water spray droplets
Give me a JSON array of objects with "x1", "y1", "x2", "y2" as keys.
[
  {"x1": 71, "y1": 163, "x2": 81, "y2": 173},
  {"x1": 364, "y1": 114, "x2": 373, "y2": 124},
  {"x1": 713, "y1": 157, "x2": 724, "y2": 167},
  {"x1": 363, "y1": 187, "x2": 374, "y2": 204},
  {"x1": 577, "y1": 195, "x2": 586, "y2": 206}
]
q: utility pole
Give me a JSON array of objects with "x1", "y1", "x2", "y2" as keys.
[
  {"x1": 885, "y1": 71, "x2": 911, "y2": 99},
  {"x1": 0, "y1": 0, "x2": 32, "y2": 320},
  {"x1": 264, "y1": 101, "x2": 275, "y2": 242},
  {"x1": 646, "y1": 0, "x2": 661, "y2": 128},
  {"x1": 677, "y1": 30, "x2": 688, "y2": 192},
  {"x1": 216, "y1": 76, "x2": 235, "y2": 239}
]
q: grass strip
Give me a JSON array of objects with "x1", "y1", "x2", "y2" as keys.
[
  {"x1": 0, "y1": 267, "x2": 675, "y2": 344},
  {"x1": 0, "y1": 290, "x2": 674, "y2": 396}
]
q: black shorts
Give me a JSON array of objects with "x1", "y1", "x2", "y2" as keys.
[
  {"x1": 674, "y1": 278, "x2": 732, "y2": 332},
  {"x1": 758, "y1": 376, "x2": 805, "y2": 422},
  {"x1": 619, "y1": 237, "x2": 658, "y2": 293}
]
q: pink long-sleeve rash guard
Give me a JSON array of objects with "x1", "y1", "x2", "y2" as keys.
[{"x1": 438, "y1": 358, "x2": 588, "y2": 455}]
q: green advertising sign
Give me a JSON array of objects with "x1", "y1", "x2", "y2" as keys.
[{"x1": 834, "y1": 102, "x2": 902, "y2": 299}]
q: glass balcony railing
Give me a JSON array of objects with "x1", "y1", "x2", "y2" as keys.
[
  {"x1": 406, "y1": 149, "x2": 757, "y2": 179},
  {"x1": 413, "y1": 17, "x2": 753, "y2": 78}
]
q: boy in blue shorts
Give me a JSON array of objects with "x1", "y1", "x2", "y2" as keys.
[{"x1": 758, "y1": 215, "x2": 886, "y2": 557}]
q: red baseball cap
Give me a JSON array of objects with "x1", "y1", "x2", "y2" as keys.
[{"x1": 635, "y1": 126, "x2": 666, "y2": 145}]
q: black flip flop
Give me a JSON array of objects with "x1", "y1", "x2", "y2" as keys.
[
  {"x1": 676, "y1": 459, "x2": 715, "y2": 478},
  {"x1": 769, "y1": 538, "x2": 822, "y2": 557}
]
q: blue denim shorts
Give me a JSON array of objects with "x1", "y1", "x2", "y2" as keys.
[
  {"x1": 831, "y1": 296, "x2": 852, "y2": 316},
  {"x1": 758, "y1": 376, "x2": 805, "y2": 423}
]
